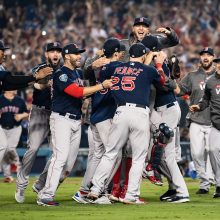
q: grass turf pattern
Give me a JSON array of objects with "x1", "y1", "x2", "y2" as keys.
[{"x1": 0, "y1": 177, "x2": 219, "y2": 220}]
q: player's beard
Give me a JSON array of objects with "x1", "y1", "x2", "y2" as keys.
[
  {"x1": 70, "y1": 58, "x2": 81, "y2": 68},
  {"x1": 48, "y1": 58, "x2": 60, "y2": 70},
  {"x1": 200, "y1": 60, "x2": 213, "y2": 70}
]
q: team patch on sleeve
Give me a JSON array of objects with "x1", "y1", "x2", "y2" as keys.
[{"x1": 59, "y1": 74, "x2": 68, "y2": 82}]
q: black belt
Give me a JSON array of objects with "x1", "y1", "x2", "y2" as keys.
[
  {"x1": 118, "y1": 102, "x2": 147, "y2": 109},
  {"x1": 166, "y1": 102, "x2": 175, "y2": 108},
  {"x1": 58, "y1": 112, "x2": 81, "y2": 120},
  {"x1": 155, "y1": 102, "x2": 175, "y2": 111},
  {"x1": 2, "y1": 125, "x2": 18, "y2": 130}
]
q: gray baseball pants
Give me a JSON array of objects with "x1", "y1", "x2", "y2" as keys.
[
  {"x1": 150, "y1": 102, "x2": 189, "y2": 197},
  {"x1": 91, "y1": 105, "x2": 150, "y2": 200},
  {"x1": 1, "y1": 126, "x2": 22, "y2": 178},
  {"x1": 16, "y1": 106, "x2": 51, "y2": 190},
  {"x1": 0, "y1": 126, "x2": 7, "y2": 164},
  {"x1": 189, "y1": 122, "x2": 213, "y2": 190},
  {"x1": 208, "y1": 126, "x2": 220, "y2": 187},
  {"x1": 38, "y1": 112, "x2": 81, "y2": 200}
]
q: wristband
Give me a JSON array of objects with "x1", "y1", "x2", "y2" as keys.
[
  {"x1": 101, "y1": 83, "x2": 105, "y2": 89},
  {"x1": 155, "y1": 63, "x2": 162, "y2": 69}
]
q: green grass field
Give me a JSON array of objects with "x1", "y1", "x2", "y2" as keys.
[{"x1": 0, "y1": 177, "x2": 220, "y2": 220}]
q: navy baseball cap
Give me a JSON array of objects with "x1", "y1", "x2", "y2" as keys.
[
  {"x1": 141, "y1": 35, "x2": 161, "y2": 52},
  {"x1": 0, "y1": 40, "x2": 10, "y2": 50},
  {"x1": 199, "y1": 47, "x2": 214, "y2": 56},
  {"x1": 119, "y1": 43, "x2": 126, "y2": 52},
  {"x1": 133, "y1": 17, "x2": 151, "y2": 27},
  {"x1": 213, "y1": 57, "x2": 220, "y2": 63},
  {"x1": 129, "y1": 43, "x2": 150, "y2": 58},
  {"x1": 46, "y1": 42, "x2": 62, "y2": 52},
  {"x1": 103, "y1": 38, "x2": 121, "y2": 57},
  {"x1": 62, "y1": 43, "x2": 85, "y2": 57}
]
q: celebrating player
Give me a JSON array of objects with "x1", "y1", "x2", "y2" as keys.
[
  {"x1": 73, "y1": 38, "x2": 124, "y2": 204},
  {"x1": 87, "y1": 43, "x2": 166, "y2": 204},
  {"x1": 15, "y1": 42, "x2": 62, "y2": 203},
  {"x1": 37, "y1": 43, "x2": 112, "y2": 206},
  {"x1": 175, "y1": 47, "x2": 215, "y2": 194},
  {"x1": 189, "y1": 57, "x2": 220, "y2": 199},
  {"x1": 0, "y1": 40, "x2": 53, "y2": 165}
]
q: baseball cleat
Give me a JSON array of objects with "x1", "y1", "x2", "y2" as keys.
[
  {"x1": 160, "y1": 189, "x2": 176, "y2": 201},
  {"x1": 109, "y1": 184, "x2": 121, "y2": 202},
  {"x1": 4, "y1": 177, "x2": 14, "y2": 183},
  {"x1": 93, "y1": 196, "x2": 112, "y2": 204},
  {"x1": 15, "y1": 189, "x2": 25, "y2": 203},
  {"x1": 109, "y1": 194, "x2": 119, "y2": 202},
  {"x1": 213, "y1": 187, "x2": 220, "y2": 198},
  {"x1": 37, "y1": 199, "x2": 59, "y2": 206},
  {"x1": 87, "y1": 192, "x2": 99, "y2": 201},
  {"x1": 72, "y1": 191, "x2": 89, "y2": 204},
  {"x1": 118, "y1": 185, "x2": 128, "y2": 203},
  {"x1": 142, "y1": 169, "x2": 163, "y2": 186},
  {"x1": 167, "y1": 196, "x2": 190, "y2": 203},
  {"x1": 196, "y1": 189, "x2": 209, "y2": 194},
  {"x1": 123, "y1": 197, "x2": 147, "y2": 205},
  {"x1": 32, "y1": 184, "x2": 41, "y2": 194},
  {"x1": 147, "y1": 175, "x2": 163, "y2": 186}
]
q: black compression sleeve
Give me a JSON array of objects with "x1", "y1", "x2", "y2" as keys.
[
  {"x1": 4, "y1": 73, "x2": 36, "y2": 85},
  {"x1": 2, "y1": 82, "x2": 30, "y2": 91}
]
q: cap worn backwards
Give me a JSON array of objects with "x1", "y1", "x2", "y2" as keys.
[
  {"x1": 129, "y1": 43, "x2": 149, "y2": 58},
  {"x1": 141, "y1": 35, "x2": 160, "y2": 52},
  {"x1": 103, "y1": 38, "x2": 121, "y2": 57}
]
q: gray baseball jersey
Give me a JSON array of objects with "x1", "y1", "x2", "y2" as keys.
[
  {"x1": 178, "y1": 67, "x2": 215, "y2": 190},
  {"x1": 198, "y1": 72, "x2": 220, "y2": 188},
  {"x1": 178, "y1": 67, "x2": 215, "y2": 125}
]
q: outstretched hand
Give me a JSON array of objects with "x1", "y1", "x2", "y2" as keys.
[{"x1": 189, "y1": 105, "x2": 200, "y2": 112}]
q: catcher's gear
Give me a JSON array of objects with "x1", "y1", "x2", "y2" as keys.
[
  {"x1": 149, "y1": 123, "x2": 174, "y2": 170},
  {"x1": 168, "y1": 55, "x2": 181, "y2": 79}
]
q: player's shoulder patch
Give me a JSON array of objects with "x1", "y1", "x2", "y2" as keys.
[
  {"x1": 59, "y1": 74, "x2": 68, "y2": 82},
  {"x1": 102, "y1": 66, "x2": 107, "y2": 71}
]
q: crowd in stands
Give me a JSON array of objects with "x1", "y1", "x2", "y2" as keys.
[
  {"x1": 0, "y1": 0, "x2": 219, "y2": 158},
  {"x1": 1, "y1": 0, "x2": 220, "y2": 76}
]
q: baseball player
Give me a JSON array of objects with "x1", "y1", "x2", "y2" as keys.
[
  {"x1": 0, "y1": 90, "x2": 28, "y2": 183},
  {"x1": 0, "y1": 40, "x2": 52, "y2": 166},
  {"x1": 73, "y1": 38, "x2": 124, "y2": 204},
  {"x1": 141, "y1": 35, "x2": 189, "y2": 203},
  {"x1": 15, "y1": 42, "x2": 62, "y2": 203},
  {"x1": 175, "y1": 47, "x2": 215, "y2": 194},
  {"x1": 88, "y1": 43, "x2": 167, "y2": 204},
  {"x1": 84, "y1": 17, "x2": 179, "y2": 74},
  {"x1": 37, "y1": 43, "x2": 112, "y2": 206},
  {"x1": 189, "y1": 56, "x2": 220, "y2": 198}
]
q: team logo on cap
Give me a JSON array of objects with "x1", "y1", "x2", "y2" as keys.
[
  {"x1": 65, "y1": 49, "x2": 69, "y2": 53},
  {"x1": 204, "y1": 47, "x2": 208, "y2": 51},
  {"x1": 74, "y1": 43, "x2": 79, "y2": 48},
  {"x1": 140, "y1": 17, "x2": 144, "y2": 22},
  {"x1": 59, "y1": 74, "x2": 68, "y2": 82},
  {"x1": 53, "y1": 42, "x2": 58, "y2": 46}
]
